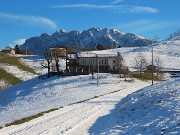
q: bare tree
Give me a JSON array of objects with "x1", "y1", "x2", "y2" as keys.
[
  {"x1": 121, "y1": 67, "x2": 129, "y2": 81},
  {"x1": 115, "y1": 52, "x2": 129, "y2": 80},
  {"x1": 154, "y1": 56, "x2": 163, "y2": 78},
  {"x1": 115, "y1": 52, "x2": 123, "y2": 72},
  {"x1": 51, "y1": 49, "x2": 61, "y2": 76},
  {"x1": 42, "y1": 49, "x2": 52, "y2": 78},
  {"x1": 134, "y1": 53, "x2": 148, "y2": 75}
]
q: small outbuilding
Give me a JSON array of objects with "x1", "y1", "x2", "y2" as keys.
[{"x1": 1, "y1": 46, "x2": 15, "y2": 55}]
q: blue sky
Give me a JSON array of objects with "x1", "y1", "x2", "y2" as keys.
[{"x1": 0, "y1": 0, "x2": 179, "y2": 48}]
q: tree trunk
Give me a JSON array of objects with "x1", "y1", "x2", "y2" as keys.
[
  {"x1": 47, "y1": 61, "x2": 51, "y2": 78},
  {"x1": 56, "y1": 61, "x2": 60, "y2": 76}
]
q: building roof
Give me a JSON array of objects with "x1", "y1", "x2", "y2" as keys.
[
  {"x1": 77, "y1": 53, "x2": 117, "y2": 58},
  {"x1": 68, "y1": 52, "x2": 117, "y2": 59},
  {"x1": 2, "y1": 46, "x2": 13, "y2": 51}
]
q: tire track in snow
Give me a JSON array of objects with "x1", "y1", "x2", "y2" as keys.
[
  {"x1": 1, "y1": 84, "x2": 148, "y2": 135},
  {"x1": 2, "y1": 88, "x2": 125, "y2": 135},
  {"x1": 6, "y1": 104, "x2": 102, "y2": 135}
]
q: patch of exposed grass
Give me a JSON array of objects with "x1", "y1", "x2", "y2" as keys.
[
  {"x1": 131, "y1": 72, "x2": 162, "y2": 81},
  {"x1": 4, "y1": 108, "x2": 58, "y2": 127},
  {"x1": 0, "y1": 53, "x2": 36, "y2": 74},
  {"x1": 0, "y1": 68, "x2": 22, "y2": 85}
]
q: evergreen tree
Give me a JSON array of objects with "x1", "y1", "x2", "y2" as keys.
[
  {"x1": 96, "y1": 43, "x2": 104, "y2": 50},
  {"x1": 14, "y1": 45, "x2": 21, "y2": 54}
]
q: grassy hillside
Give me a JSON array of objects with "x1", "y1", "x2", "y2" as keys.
[
  {"x1": 0, "y1": 68, "x2": 22, "y2": 86},
  {"x1": 0, "y1": 52, "x2": 36, "y2": 87},
  {"x1": 0, "y1": 52, "x2": 36, "y2": 74}
]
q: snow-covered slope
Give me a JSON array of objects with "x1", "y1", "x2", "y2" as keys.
[
  {"x1": 20, "y1": 27, "x2": 151, "y2": 54},
  {"x1": 92, "y1": 78, "x2": 180, "y2": 135},
  {"x1": 0, "y1": 74, "x2": 151, "y2": 134},
  {"x1": 0, "y1": 76, "x2": 179, "y2": 135},
  {"x1": 0, "y1": 74, "x2": 149, "y2": 127},
  {"x1": 90, "y1": 36, "x2": 180, "y2": 71}
]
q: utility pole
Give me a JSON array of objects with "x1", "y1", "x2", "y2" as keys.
[
  {"x1": 151, "y1": 36, "x2": 159, "y2": 85},
  {"x1": 97, "y1": 60, "x2": 99, "y2": 86},
  {"x1": 65, "y1": 47, "x2": 68, "y2": 72},
  {"x1": 152, "y1": 41, "x2": 154, "y2": 85}
]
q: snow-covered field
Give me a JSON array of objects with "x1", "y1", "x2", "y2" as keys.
[
  {"x1": 0, "y1": 74, "x2": 151, "y2": 135},
  {"x1": 0, "y1": 74, "x2": 150, "y2": 127},
  {"x1": 0, "y1": 76, "x2": 179, "y2": 135}
]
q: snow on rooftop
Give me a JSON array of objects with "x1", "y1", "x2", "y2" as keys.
[{"x1": 78, "y1": 52, "x2": 117, "y2": 58}]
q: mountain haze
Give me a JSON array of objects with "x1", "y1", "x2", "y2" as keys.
[{"x1": 20, "y1": 28, "x2": 152, "y2": 54}]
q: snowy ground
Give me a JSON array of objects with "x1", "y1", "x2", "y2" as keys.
[
  {"x1": 91, "y1": 78, "x2": 180, "y2": 135},
  {"x1": 0, "y1": 77, "x2": 179, "y2": 135},
  {"x1": 0, "y1": 74, "x2": 150, "y2": 135},
  {"x1": 0, "y1": 74, "x2": 150, "y2": 126}
]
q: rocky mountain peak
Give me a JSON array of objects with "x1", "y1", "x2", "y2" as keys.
[{"x1": 20, "y1": 28, "x2": 152, "y2": 54}]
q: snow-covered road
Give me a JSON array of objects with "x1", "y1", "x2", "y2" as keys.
[{"x1": 0, "y1": 79, "x2": 149, "y2": 135}]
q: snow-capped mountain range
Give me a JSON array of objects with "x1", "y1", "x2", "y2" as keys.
[{"x1": 20, "y1": 27, "x2": 152, "y2": 54}]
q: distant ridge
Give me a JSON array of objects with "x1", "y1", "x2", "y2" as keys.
[{"x1": 20, "y1": 27, "x2": 152, "y2": 54}]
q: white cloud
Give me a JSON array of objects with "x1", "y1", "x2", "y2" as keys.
[
  {"x1": 50, "y1": 4, "x2": 158, "y2": 14},
  {"x1": 50, "y1": 4, "x2": 115, "y2": 9},
  {"x1": 129, "y1": 6, "x2": 158, "y2": 14},
  {"x1": 116, "y1": 19, "x2": 180, "y2": 34},
  {"x1": 5, "y1": 38, "x2": 26, "y2": 47},
  {"x1": 111, "y1": 0, "x2": 124, "y2": 4},
  {"x1": 14, "y1": 39, "x2": 26, "y2": 45},
  {"x1": 0, "y1": 13, "x2": 57, "y2": 29}
]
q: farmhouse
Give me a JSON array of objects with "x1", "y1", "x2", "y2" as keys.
[{"x1": 67, "y1": 52, "x2": 117, "y2": 75}]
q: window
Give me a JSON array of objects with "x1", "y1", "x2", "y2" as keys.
[
  {"x1": 113, "y1": 60, "x2": 115, "y2": 63},
  {"x1": 102, "y1": 60, "x2": 103, "y2": 64},
  {"x1": 105, "y1": 60, "x2": 107, "y2": 64}
]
